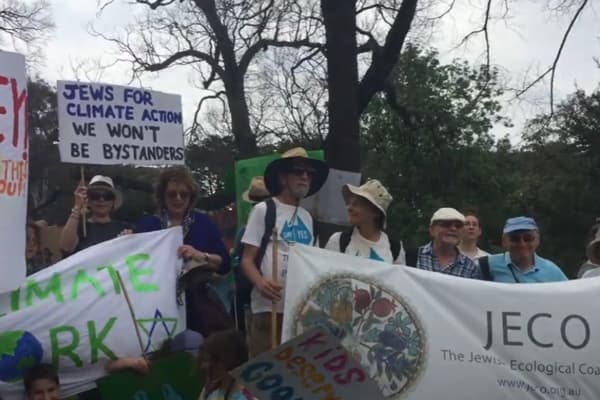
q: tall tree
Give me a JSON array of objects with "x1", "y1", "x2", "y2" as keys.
[
  {"x1": 363, "y1": 45, "x2": 510, "y2": 246},
  {"x1": 97, "y1": 0, "x2": 322, "y2": 157}
]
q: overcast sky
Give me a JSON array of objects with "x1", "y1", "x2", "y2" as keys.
[{"x1": 34, "y1": 0, "x2": 600, "y2": 143}]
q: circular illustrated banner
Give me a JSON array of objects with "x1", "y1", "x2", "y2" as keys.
[{"x1": 291, "y1": 273, "x2": 427, "y2": 398}]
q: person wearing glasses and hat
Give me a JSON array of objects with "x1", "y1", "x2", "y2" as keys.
[
  {"x1": 414, "y1": 208, "x2": 482, "y2": 279},
  {"x1": 479, "y1": 216, "x2": 567, "y2": 283},
  {"x1": 241, "y1": 148, "x2": 329, "y2": 356},
  {"x1": 60, "y1": 175, "x2": 131, "y2": 255},
  {"x1": 325, "y1": 179, "x2": 405, "y2": 264},
  {"x1": 136, "y1": 166, "x2": 231, "y2": 337}
]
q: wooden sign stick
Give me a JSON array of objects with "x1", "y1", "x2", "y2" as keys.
[
  {"x1": 80, "y1": 165, "x2": 87, "y2": 238},
  {"x1": 271, "y1": 227, "x2": 279, "y2": 350}
]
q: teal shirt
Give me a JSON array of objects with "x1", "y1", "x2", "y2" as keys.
[{"x1": 487, "y1": 252, "x2": 568, "y2": 283}]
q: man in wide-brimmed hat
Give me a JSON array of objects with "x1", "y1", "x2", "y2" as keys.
[{"x1": 241, "y1": 147, "x2": 328, "y2": 356}]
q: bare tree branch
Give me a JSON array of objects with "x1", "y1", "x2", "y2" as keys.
[{"x1": 516, "y1": 0, "x2": 589, "y2": 114}]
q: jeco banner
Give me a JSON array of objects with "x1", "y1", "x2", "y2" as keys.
[
  {"x1": 282, "y1": 245, "x2": 600, "y2": 399},
  {"x1": 0, "y1": 228, "x2": 185, "y2": 399}
]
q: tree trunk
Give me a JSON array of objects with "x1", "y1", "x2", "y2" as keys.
[
  {"x1": 225, "y1": 75, "x2": 258, "y2": 158},
  {"x1": 322, "y1": 0, "x2": 361, "y2": 172}
]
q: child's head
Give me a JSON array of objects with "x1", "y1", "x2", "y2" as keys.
[
  {"x1": 198, "y1": 329, "x2": 248, "y2": 378},
  {"x1": 23, "y1": 363, "x2": 59, "y2": 400}
]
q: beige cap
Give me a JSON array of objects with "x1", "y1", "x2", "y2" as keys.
[{"x1": 430, "y1": 208, "x2": 465, "y2": 224}]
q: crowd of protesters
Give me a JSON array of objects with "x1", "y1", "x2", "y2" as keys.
[{"x1": 20, "y1": 146, "x2": 600, "y2": 400}]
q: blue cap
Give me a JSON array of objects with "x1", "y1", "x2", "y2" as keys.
[
  {"x1": 503, "y1": 216, "x2": 538, "y2": 234},
  {"x1": 172, "y1": 330, "x2": 203, "y2": 352}
]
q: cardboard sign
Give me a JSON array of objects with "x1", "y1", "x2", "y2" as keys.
[
  {"x1": 0, "y1": 50, "x2": 28, "y2": 292},
  {"x1": 57, "y1": 81, "x2": 184, "y2": 165},
  {"x1": 96, "y1": 352, "x2": 202, "y2": 400},
  {"x1": 232, "y1": 328, "x2": 384, "y2": 400}
]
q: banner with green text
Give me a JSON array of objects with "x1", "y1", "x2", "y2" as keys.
[
  {"x1": 0, "y1": 228, "x2": 185, "y2": 399},
  {"x1": 283, "y1": 245, "x2": 600, "y2": 399}
]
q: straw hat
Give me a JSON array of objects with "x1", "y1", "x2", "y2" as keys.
[
  {"x1": 242, "y1": 176, "x2": 270, "y2": 203},
  {"x1": 88, "y1": 175, "x2": 123, "y2": 209},
  {"x1": 342, "y1": 179, "x2": 392, "y2": 221},
  {"x1": 263, "y1": 147, "x2": 329, "y2": 197}
]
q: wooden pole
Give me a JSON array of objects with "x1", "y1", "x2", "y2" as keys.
[
  {"x1": 80, "y1": 166, "x2": 87, "y2": 238},
  {"x1": 271, "y1": 227, "x2": 279, "y2": 350},
  {"x1": 117, "y1": 270, "x2": 146, "y2": 355}
]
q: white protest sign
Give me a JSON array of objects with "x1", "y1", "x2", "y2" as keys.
[
  {"x1": 57, "y1": 80, "x2": 184, "y2": 165},
  {"x1": 0, "y1": 51, "x2": 28, "y2": 293},
  {"x1": 0, "y1": 228, "x2": 185, "y2": 399},
  {"x1": 232, "y1": 327, "x2": 383, "y2": 400},
  {"x1": 283, "y1": 245, "x2": 600, "y2": 399}
]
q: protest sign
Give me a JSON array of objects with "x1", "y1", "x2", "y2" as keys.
[
  {"x1": 96, "y1": 351, "x2": 202, "y2": 400},
  {"x1": 0, "y1": 51, "x2": 28, "y2": 293},
  {"x1": 235, "y1": 150, "x2": 324, "y2": 226},
  {"x1": 0, "y1": 228, "x2": 186, "y2": 399},
  {"x1": 283, "y1": 245, "x2": 600, "y2": 399},
  {"x1": 232, "y1": 327, "x2": 383, "y2": 400},
  {"x1": 57, "y1": 81, "x2": 184, "y2": 165}
]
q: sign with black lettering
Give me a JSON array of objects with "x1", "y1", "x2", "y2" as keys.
[
  {"x1": 231, "y1": 328, "x2": 384, "y2": 400},
  {"x1": 57, "y1": 81, "x2": 184, "y2": 165}
]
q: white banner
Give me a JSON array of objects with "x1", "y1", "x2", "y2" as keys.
[
  {"x1": 57, "y1": 80, "x2": 184, "y2": 165},
  {"x1": 0, "y1": 51, "x2": 28, "y2": 293},
  {"x1": 0, "y1": 228, "x2": 185, "y2": 399},
  {"x1": 283, "y1": 245, "x2": 600, "y2": 399}
]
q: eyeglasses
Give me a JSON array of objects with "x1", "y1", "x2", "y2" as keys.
[
  {"x1": 438, "y1": 220, "x2": 464, "y2": 229},
  {"x1": 88, "y1": 191, "x2": 115, "y2": 202},
  {"x1": 166, "y1": 190, "x2": 191, "y2": 200},
  {"x1": 289, "y1": 168, "x2": 316, "y2": 178},
  {"x1": 508, "y1": 233, "x2": 536, "y2": 243}
]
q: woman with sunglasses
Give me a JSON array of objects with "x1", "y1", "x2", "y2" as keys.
[
  {"x1": 135, "y1": 166, "x2": 231, "y2": 336},
  {"x1": 59, "y1": 175, "x2": 131, "y2": 255}
]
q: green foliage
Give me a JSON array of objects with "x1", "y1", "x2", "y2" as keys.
[{"x1": 363, "y1": 45, "x2": 513, "y2": 250}]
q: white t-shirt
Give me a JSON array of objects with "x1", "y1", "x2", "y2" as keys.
[
  {"x1": 324, "y1": 227, "x2": 405, "y2": 264},
  {"x1": 241, "y1": 198, "x2": 314, "y2": 314}
]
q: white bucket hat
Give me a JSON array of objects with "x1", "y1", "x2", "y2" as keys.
[
  {"x1": 242, "y1": 176, "x2": 270, "y2": 204},
  {"x1": 342, "y1": 179, "x2": 393, "y2": 221},
  {"x1": 88, "y1": 175, "x2": 123, "y2": 209}
]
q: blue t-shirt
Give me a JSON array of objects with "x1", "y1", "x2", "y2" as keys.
[{"x1": 486, "y1": 252, "x2": 567, "y2": 283}]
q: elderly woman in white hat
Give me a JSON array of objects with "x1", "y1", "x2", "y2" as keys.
[
  {"x1": 60, "y1": 175, "x2": 131, "y2": 255},
  {"x1": 325, "y1": 179, "x2": 404, "y2": 264}
]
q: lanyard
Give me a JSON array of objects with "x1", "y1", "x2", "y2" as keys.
[{"x1": 509, "y1": 265, "x2": 521, "y2": 283}]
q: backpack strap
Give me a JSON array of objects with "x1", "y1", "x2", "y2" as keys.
[
  {"x1": 479, "y1": 256, "x2": 493, "y2": 281},
  {"x1": 388, "y1": 236, "x2": 401, "y2": 261},
  {"x1": 255, "y1": 198, "x2": 276, "y2": 270},
  {"x1": 338, "y1": 227, "x2": 354, "y2": 253},
  {"x1": 405, "y1": 247, "x2": 418, "y2": 267}
]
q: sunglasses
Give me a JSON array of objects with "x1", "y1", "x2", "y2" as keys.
[
  {"x1": 88, "y1": 191, "x2": 115, "y2": 202},
  {"x1": 508, "y1": 233, "x2": 536, "y2": 243},
  {"x1": 438, "y1": 220, "x2": 464, "y2": 229},
  {"x1": 166, "y1": 190, "x2": 191, "y2": 200},
  {"x1": 289, "y1": 168, "x2": 316, "y2": 178}
]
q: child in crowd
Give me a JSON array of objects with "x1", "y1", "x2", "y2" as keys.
[
  {"x1": 198, "y1": 329, "x2": 255, "y2": 400},
  {"x1": 23, "y1": 363, "x2": 60, "y2": 400}
]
